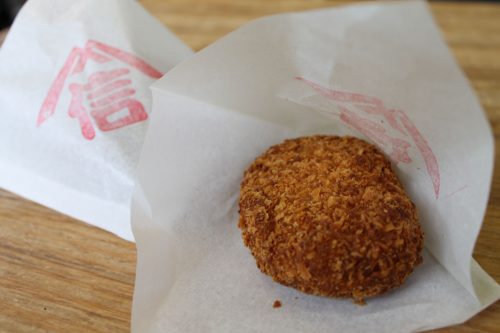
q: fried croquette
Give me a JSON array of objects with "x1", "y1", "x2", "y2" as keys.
[{"x1": 238, "y1": 135, "x2": 423, "y2": 303}]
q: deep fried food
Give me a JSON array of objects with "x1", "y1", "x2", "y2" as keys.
[{"x1": 238, "y1": 136, "x2": 423, "y2": 303}]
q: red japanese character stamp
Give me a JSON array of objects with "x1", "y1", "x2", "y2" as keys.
[
  {"x1": 296, "y1": 77, "x2": 440, "y2": 198},
  {"x1": 37, "y1": 40, "x2": 163, "y2": 140}
]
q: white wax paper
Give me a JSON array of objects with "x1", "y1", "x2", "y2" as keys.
[
  {"x1": 131, "y1": 1, "x2": 500, "y2": 332},
  {"x1": 0, "y1": 0, "x2": 192, "y2": 240}
]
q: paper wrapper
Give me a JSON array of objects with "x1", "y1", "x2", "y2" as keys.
[
  {"x1": 0, "y1": 0, "x2": 192, "y2": 241},
  {"x1": 131, "y1": 1, "x2": 499, "y2": 332}
]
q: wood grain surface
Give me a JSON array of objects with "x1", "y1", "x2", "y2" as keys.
[
  {"x1": 0, "y1": 29, "x2": 7, "y2": 46},
  {"x1": 0, "y1": 1, "x2": 499, "y2": 332}
]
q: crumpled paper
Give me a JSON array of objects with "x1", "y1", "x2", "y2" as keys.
[
  {"x1": 0, "y1": 0, "x2": 192, "y2": 240},
  {"x1": 131, "y1": 1, "x2": 499, "y2": 332}
]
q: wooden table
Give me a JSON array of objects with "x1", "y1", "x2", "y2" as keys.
[{"x1": 0, "y1": 1, "x2": 498, "y2": 332}]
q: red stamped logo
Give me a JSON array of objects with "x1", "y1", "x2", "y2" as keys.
[
  {"x1": 296, "y1": 77, "x2": 440, "y2": 198},
  {"x1": 37, "y1": 40, "x2": 163, "y2": 140}
]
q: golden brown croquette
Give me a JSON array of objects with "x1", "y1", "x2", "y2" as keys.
[{"x1": 238, "y1": 136, "x2": 423, "y2": 303}]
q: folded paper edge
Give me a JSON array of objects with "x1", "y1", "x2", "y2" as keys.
[{"x1": 0, "y1": 161, "x2": 133, "y2": 241}]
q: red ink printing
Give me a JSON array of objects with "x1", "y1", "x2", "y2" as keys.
[
  {"x1": 37, "y1": 40, "x2": 163, "y2": 140},
  {"x1": 296, "y1": 77, "x2": 440, "y2": 198}
]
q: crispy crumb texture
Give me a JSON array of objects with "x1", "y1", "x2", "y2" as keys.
[{"x1": 238, "y1": 136, "x2": 423, "y2": 302}]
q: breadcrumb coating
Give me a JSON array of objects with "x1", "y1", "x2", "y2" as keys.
[{"x1": 238, "y1": 136, "x2": 423, "y2": 303}]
